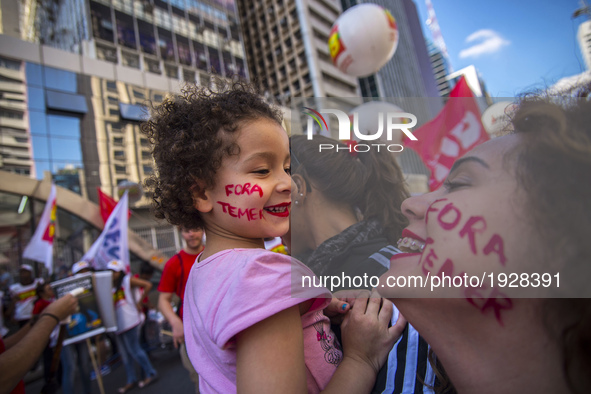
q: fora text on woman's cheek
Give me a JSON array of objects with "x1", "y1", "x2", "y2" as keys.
[{"x1": 422, "y1": 198, "x2": 512, "y2": 326}]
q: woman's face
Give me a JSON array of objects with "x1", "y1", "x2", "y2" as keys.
[{"x1": 379, "y1": 134, "x2": 538, "y2": 325}]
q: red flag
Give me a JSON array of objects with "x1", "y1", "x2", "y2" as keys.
[
  {"x1": 97, "y1": 187, "x2": 123, "y2": 223},
  {"x1": 404, "y1": 76, "x2": 489, "y2": 190}
]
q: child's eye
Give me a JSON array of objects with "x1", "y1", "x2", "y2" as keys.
[
  {"x1": 285, "y1": 166, "x2": 291, "y2": 176},
  {"x1": 253, "y1": 169, "x2": 270, "y2": 175}
]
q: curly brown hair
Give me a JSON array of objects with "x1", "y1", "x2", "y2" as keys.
[
  {"x1": 141, "y1": 79, "x2": 283, "y2": 229},
  {"x1": 508, "y1": 87, "x2": 591, "y2": 394}
]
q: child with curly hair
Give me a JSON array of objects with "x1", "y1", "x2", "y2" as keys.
[{"x1": 141, "y1": 80, "x2": 404, "y2": 393}]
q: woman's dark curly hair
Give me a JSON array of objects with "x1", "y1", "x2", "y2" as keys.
[
  {"x1": 141, "y1": 79, "x2": 283, "y2": 229},
  {"x1": 508, "y1": 86, "x2": 591, "y2": 394}
]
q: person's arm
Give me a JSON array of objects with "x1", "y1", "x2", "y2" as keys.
[
  {"x1": 236, "y1": 305, "x2": 308, "y2": 393},
  {"x1": 2, "y1": 323, "x2": 30, "y2": 351},
  {"x1": 130, "y1": 276, "x2": 152, "y2": 311},
  {"x1": 130, "y1": 276, "x2": 152, "y2": 293},
  {"x1": 158, "y1": 291, "x2": 184, "y2": 348},
  {"x1": 235, "y1": 297, "x2": 405, "y2": 394},
  {"x1": 0, "y1": 294, "x2": 78, "y2": 394}
]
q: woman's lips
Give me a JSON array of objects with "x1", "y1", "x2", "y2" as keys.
[{"x1": 397, "y1": 229, "x2": 427, "y2": 253}]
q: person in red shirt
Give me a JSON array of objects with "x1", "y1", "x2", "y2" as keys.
[{"x1": 157, "y1": 226, "x2": 204, "y2": 393}]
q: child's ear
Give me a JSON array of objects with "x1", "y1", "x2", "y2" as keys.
[{"x1": 191, "y1": 182, "x2": 214, "y2": 213}]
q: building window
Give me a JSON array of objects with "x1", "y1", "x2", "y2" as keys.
[
  {"x1": 207, "y1": 46, "x2": 220, "y2": 74},
  {"x1": 182, "y1": 69, "x2": 195, "y2": 82},
  {"x1": 158, "y1": 28, "x2": 176, "y2": 62},
  {"x1": 141, "y1": 150, "x2": 151, "y2": 159},
  {"x1": 96, "y1": 44, "x2": 118, "y2": 64},
  {"x1": 193, "y1": 41, "x2": 207, "y2": 70},
  {"x1": 0, "y1": 56, "x2": 21, "y2": 71},
  {"x1": 44, "y1": 67, "x2": 77, "y2": 93},
  {"x1": 145, "y1": 57, "x2": 161, "y2": 74},
  {"x1": 90, "y1": 1, "x2": 115, "y2": 42},
  {"x1": 113, "y1": 137, "x2": 124, "y2": 146},
  {"x1": 176, "y1": 35, "x2": 192, "y2": 66},
  {"x1": 115, "y1": 165, "x2": 127, "y2": 174},
  {"x1": 133, "y1": 89, "x2": 146, "y2": 99},
  {"x1": 165, "y1": 64, "x2": 178, "y2": 79},
  {"x1": 106, "y1": 81, "x2": 118, "y2": 92},
  {"x1": 116, "y1": 11, "x2": 137, "y2": 49},
  {"x1": 121, "y1": 51, "x2": 140, "y2": 69},
  {"x1": 114, "y1": 150, "x2": 125, "y2": 160},
  {"x1": 138, "y1": 20, "x2": 158, "y2": 55},
  {"x1": 143, "y1": 164, "x2": 153, "y2": 174}
]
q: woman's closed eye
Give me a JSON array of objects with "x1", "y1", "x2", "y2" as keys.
[{"x1": 443, "y1": 177, "x2": 471, "y2": 191}]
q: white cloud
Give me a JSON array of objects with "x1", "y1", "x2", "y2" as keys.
[{"x1": 459, "y1": 29, "x2": 510, "y2": 59}]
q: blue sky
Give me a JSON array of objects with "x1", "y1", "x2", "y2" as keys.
[{"x1": 411, "y1": 0, "x2": 589, "y2": 97}]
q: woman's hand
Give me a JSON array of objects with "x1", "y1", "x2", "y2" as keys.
[{"x1": 340, "y1": 291, "x2": 406, "y2": 375}]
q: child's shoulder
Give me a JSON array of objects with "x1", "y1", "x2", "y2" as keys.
[{"x1": 206, "y1": 247, "x2": 290, "y2": 260}]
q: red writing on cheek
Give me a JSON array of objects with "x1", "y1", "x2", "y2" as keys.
[
  {"x1": 459, "y1": 216, "x2": 486, "y2": 255},
  {"x1": 422, "y1": 248, "x2": 438, "y2": 276},
  {"x1": 465, "y1": 284, "x2": 513, "y2": 326},
  {"x1": 421, "y1": 249, "x2": 513, "y2": 326},
  {"x1": 483, "y1": 234, "x2": 506, "y2": 266},
  {"x1": 225, "y1": 183, "x2": 263, "y2": 197},
  {"x1": 425, "y1": 198, "x2": 448, "y2": 224},
  {"x1": 437, "y1": 203, "x2": 462, "y2": 230},
  {"x1": 216, "y1": 201, "x2": 263, "y2": 221},
  {"x1": 430, "y1": 201, "x2": 506, "y2": 267}
]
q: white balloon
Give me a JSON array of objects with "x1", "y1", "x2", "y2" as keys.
[
  {"x1": 329, "y1": 4, "x2": 399, "y2": 77},
  {"x1": 117, "y1": 181, "x2": 144, "y2": 204},
  {"x1": 349, "y1": 101, "x2": 406, "y2": 145}
]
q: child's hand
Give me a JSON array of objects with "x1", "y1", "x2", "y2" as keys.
[
  {"x1": 324, "y1": 297, "x2": 350, "y2": 325},
  {"x1": 324, "y1": 289, "x2": 371, "y2": 325},
  {"x1": 340, "y1": 290, "x2": 406, "y2": 375}
]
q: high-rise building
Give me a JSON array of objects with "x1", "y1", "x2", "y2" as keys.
[
  {"x1": 236, "y1": 0, "x2": 359, "y2": 106},
  {"x1": 0, "y1": 0, "x2": 249, "y2": 272},
  {"x1": 426, "y1": 39, "x2": 452, "y2": 97},
  {"x1": 0, "y1": 56, "x2": 31, "y2": 176},
  {"x1": 578, "y1": 20, "x2": 591, "y2": 70},
  {"x1": 447, "y1": 65, "x2": 492, "y2": 113}
]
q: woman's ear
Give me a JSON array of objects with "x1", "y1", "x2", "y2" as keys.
[{"x1": 291, "y1": 174, "x2": 309, "y2": 205}]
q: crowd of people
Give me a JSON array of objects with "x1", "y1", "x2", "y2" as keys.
[{"x1": 2, "y1": 78, "x2": 589, "y2": 394}]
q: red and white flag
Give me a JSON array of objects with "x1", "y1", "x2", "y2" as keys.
[
  {"x1": 405, "y1": 76, "x2": 489, "y2": 190},
  {"x1": 83, "y1": 191, "x2": 130, "y2": 272},
  {"x1": 97, "y1": 187, "x2": 118, "y2": 223},
  {"x1": 23, "y1": 184, "x2": 57, "y2": 273}
]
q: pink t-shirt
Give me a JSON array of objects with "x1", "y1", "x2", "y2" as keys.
[{"x1": 183, "y1": 248, "x2": 342, "y2": 393}]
